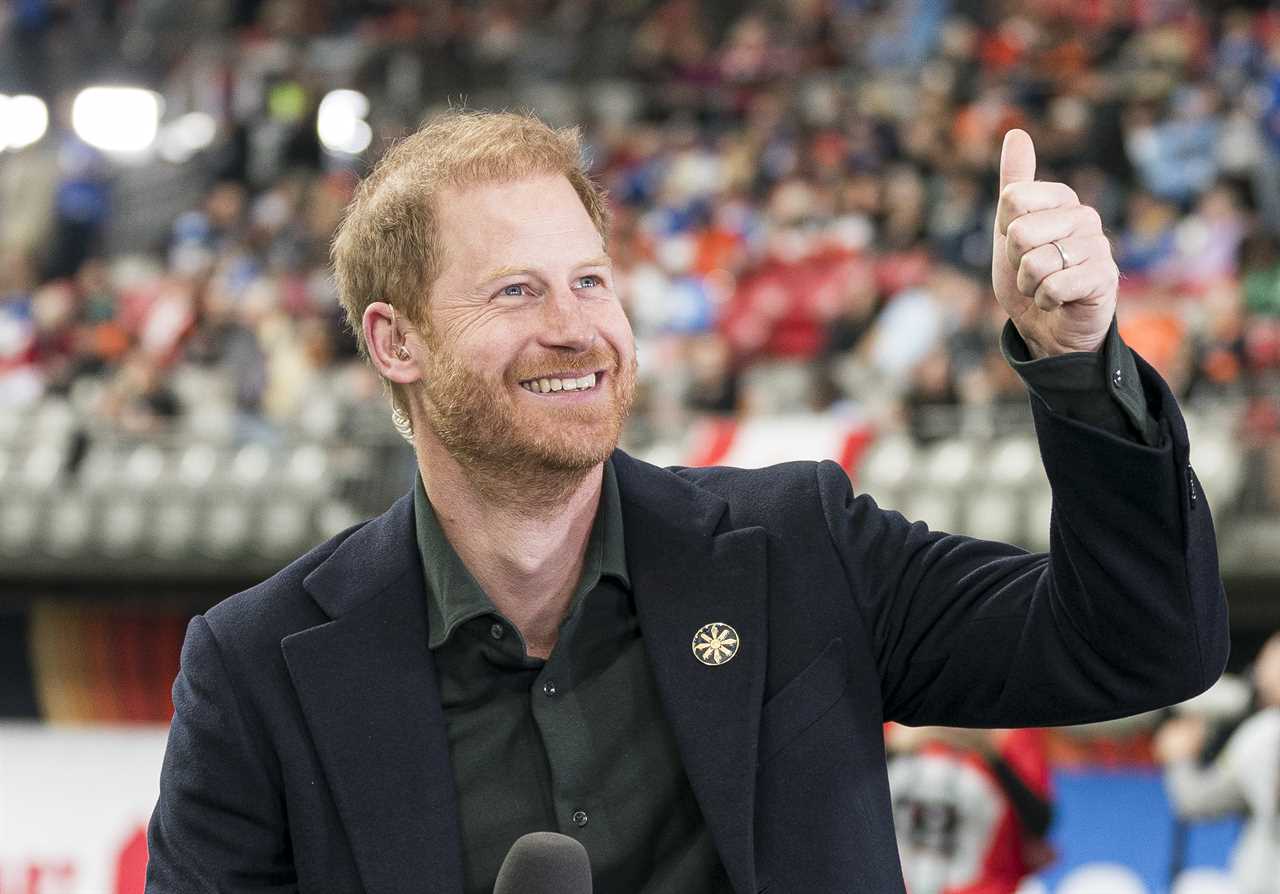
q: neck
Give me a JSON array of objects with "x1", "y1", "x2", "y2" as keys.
[{"x1": 414, "y1": 435, "x2": 603, "y2": 659}]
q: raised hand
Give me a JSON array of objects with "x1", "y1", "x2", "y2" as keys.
[{"x1": 991, "y1": 129, "x2": 1118, "y2": 359}]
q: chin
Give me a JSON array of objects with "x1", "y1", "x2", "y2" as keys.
[{"x1": 521, "y1": 427, "x2": 620, "y2": 472}]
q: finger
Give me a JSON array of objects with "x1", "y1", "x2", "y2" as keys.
[
  {"x1": 999, "y1": 128, "x2": 1036, "y2": 193},
  {"x1": 1016, "y1": 234, "x2": 1110, "y2": 297},
  {"x1": 1005, "y1": 205, "x2": 1103, "y2": 271},
  {"x1": 1032, "y1": 258, "x2": 1119, "y2": 311},
  {"x1": 997, "y1": 181, "x2": 1080, "y2": 235}
]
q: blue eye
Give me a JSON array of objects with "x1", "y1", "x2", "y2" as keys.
[
  {"x1": 500, "y1": 284, "x2": 526, "y2": 297},
  {"x1": 575, "y1": 275, "x2": 601, "y2": 289}
]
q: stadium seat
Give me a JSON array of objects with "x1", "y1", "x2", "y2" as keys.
[
  {"x1": 44, "y1": 495, "x2": 94, "y2": 559},
  {"x1": 18, "y1": 444, "x2": 65, "y2": 493},
  {"x1": 256, "y1": 503, "x2": 311, "y2": 558},
  {"x1": 229, "y1": 443, "x2": 273, "y2": 490},
  {"x1": 985, "y1": 437, "x2": 1042, "y2": 488},
  {"x1": 175, "y1": 443, "x2": 221, "y2": 490},
  {"x1": 150, "y1": 499, "x2": 199, "y2": 559},
  {"x1": 922, "y1": 439, "x2": 977, "y2": 489},
  {"x1": 203, "y1": 501, "x2": 250, "y2": 558},
  {"x1": 123, "y1": 444, "x2": 168, "y2": 493},
  {"x1": 101, "y1": 499, "x2": 147, "y2": 556},
  {"x1": 966, "y1": 492, "x2": 1020, "y2": 544},
  {"x1": 1056, "y1": 864, "x2": 1149, "y2": 894},
  {"x1": 0, "y1": 497, "x2": 39, "y2": 556},
  {"x1": 284, "y1": 443, "x2": 331, "y2": 493}
]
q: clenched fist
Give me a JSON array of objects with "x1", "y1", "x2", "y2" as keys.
[{"x1": 992, "y1": 129, "x2": 1119, "y2": 359}]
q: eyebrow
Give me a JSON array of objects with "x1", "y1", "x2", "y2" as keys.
[{"x1": 475, "y1": 255, "x2": 613, "y2": 287}]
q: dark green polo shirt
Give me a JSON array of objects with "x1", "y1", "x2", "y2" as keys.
[{"x1": 413, "y1": 462, "x2": 731, "y2": 894}]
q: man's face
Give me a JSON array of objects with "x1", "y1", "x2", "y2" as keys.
[{"x1": 411, "y1": 174, "x2": 637, "y2": 480}]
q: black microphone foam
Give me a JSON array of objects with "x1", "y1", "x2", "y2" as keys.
[{"x1": 492, "y1": 831, "x2": 592, "y2": 894}]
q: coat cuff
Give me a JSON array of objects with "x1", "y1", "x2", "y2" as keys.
[{"x1": 1001, "y1": 317, "x2": 1161, "y2": 447}]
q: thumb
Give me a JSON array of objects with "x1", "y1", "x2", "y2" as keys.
[{"x1": 998, "y1": 128, "x2": 1036, "y2": 192}]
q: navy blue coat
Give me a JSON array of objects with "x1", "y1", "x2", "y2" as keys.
[{"x1": 146, "y1": 351, "x2": 1228, "y2": 894}]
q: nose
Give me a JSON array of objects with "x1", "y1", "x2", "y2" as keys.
[{"x1": 537, "y1": 283, "x2": 596, "y2": 353}]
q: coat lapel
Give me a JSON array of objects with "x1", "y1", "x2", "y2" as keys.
[
  {"x1": 613, "y1": 452, "x2": 768, "y2": 894},
  {"x1": 282, "y1": 494, "x2": 463, "y2": 894}
]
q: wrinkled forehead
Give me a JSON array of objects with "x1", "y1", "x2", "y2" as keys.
[{"x1": 434, "y1": 174, "x2": 604, "y2": 266}]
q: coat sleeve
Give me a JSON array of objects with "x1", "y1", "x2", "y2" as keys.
[
  {"x1": 146, "y1": 615, "x2": 298, "y2": 893},
  {"x1": 817, "y1": 349, "x2": 1229, "y2": 727}
]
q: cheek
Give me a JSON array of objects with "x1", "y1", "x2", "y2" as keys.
[
  {"x1": 427, "y1": 336, "x2": 507, "y2": 391},
  {"x1": 596, "y1": 304, "x2": 636, "y2": 361}
]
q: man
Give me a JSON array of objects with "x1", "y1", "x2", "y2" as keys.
[
  {"x1": 146, "y1": 111, "x2": 1228, "y2": 893},
  {"x1": 1155, "y1": 632, "x2": 1280, "y2": 894}
]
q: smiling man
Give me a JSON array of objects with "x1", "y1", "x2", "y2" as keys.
[{"x1": 147, "y1": 112, "x2": 1229, "y2": 894}]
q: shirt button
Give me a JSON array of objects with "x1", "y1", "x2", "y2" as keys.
[
  {"x1": 571, "y1": 810, "x2": 589, "y2": 828},
  {"x1": 543, "y1": 680, "x2": 558, "y2": 697},
  {"x1": 489, "y1": 622, "x2": 504, "y2": 641}
]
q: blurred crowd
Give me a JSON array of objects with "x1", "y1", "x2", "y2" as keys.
[{"x1": 2, "y1": 0, "x2": 1280, "y2": 496}]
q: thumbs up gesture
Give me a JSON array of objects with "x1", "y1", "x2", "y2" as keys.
[{"x1": 992, "y1": 129, "x2": 1118, "y2": 358}]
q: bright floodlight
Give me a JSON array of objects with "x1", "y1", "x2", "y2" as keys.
[
  {"x1": 72, "y1": 86, "x2": 161, "y2": 153},
  {"x1": 317, "y1": 89, "x2": 372, "y2": 155},
  {"x1": 157, "y1": 111, "x2": 218, "y2": 162},
  {"x1": 0, "y1": 94, "x2": 49, "y2": 150}
]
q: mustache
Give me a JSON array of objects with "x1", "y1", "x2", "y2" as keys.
[{"x1": 512, "y1": 346, "x2": 616, "y2": 381}]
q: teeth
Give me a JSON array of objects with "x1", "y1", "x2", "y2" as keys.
[{"x1": 520, "y1": 373, "x2": 598, "y2": 393}]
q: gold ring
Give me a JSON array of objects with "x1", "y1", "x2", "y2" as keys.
[{"x1": 1052, "y1": 240, "x2": 1071, "y2": 270}]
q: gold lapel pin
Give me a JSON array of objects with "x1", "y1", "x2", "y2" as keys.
[{"x1": 692, "y1": 622, "x2": 740, "y2": 666}]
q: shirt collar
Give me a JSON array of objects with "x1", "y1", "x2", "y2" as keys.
[{"x1": 414, "y1": 457, "x2": 630, "y2": 650}]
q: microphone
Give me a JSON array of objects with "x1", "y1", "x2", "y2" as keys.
[{"x1": 492, "y1": 831, "x2": 592, "y2": 894}]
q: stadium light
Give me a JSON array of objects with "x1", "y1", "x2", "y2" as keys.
[
  {"x1": 317, "y1": 89, "x2": 372, "y2": 155},
  {"x1": 0, "y1": 94, "x2": 49, "y2": 151},
  {"x1": 71, "y1": 86, "x2": 162, "y2": 153},
  {"x1": 156, "y1": 111, "x2": 218, "y2": 163}
]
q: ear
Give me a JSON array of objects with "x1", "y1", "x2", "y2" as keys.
[{"x1": 363, "y1": 301, "x2": 422, "y2": 385}]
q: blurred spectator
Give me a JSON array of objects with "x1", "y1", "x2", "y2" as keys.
[
  {"x1": 1116, "y1": 190, "x2": 1180, "y2": 282},
  {"x1": 886, "y1": 724, "x2": 1056, "y2": 894},
  {"x1": 46, "y1": 133, "x2": 110, "y2": 280},
  {"x1": 97, "y1": 348, "x2": 182, "y2": 435},
  {"x1": 1155, "y1": 631, "x2": 1280, "y2": 894},
  {"x1": 0, "y1": 0, "x2": 1275, "y2": 480},
  {"x1": 1124, "y1": 87, "x2": 1223, "y2": 205},
  {"x1": 1174, "y1": 183, "x2": 1248, "y2": 286}
]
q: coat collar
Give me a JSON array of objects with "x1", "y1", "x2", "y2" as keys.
[
  {"x1": 284, "y1": 492, "x2": 464, "y2": 894},
  {"x1": 283, "y1": 451, "x2": 767, "y2": 894},
  {"x1": 300, "y1": 490, "x2": 419, "y2": 620}
]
